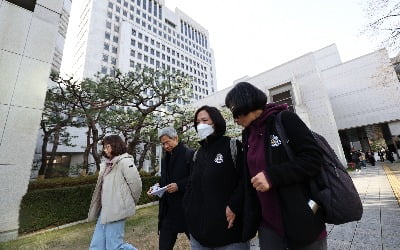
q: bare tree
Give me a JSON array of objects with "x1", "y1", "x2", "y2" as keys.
[{"x1": 362, "y1": 0, "x2": 400, "y2": 55}]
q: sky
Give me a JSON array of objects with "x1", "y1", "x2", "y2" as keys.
[{"x1": 165, "y1": 0, "x2": 381, "y2": 91}]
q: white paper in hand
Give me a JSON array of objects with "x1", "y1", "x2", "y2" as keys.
[{"x1": 150, "y1": 185, "x2": 167, "y2": 197}]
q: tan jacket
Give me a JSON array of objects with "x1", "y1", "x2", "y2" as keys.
[{"x1": 88, "y1": 153, "x2": 142, "y2": 224}]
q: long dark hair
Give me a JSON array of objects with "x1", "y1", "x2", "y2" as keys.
[{"x1": 102, "y1": 135, "x2": 127, "y2": 158}]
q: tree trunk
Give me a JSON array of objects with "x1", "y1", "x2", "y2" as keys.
[
  {"x1": 90, "y1": 120, "x2": 101, "y2": 171},
  {"x1": 137, "y1": 142, "x2": 151, "y2": 171},
  {"x1": 83, "y1": 126, "x2": 92, "y2": 172},
  {"x1": 38, "y1": 132, "x2": 50, "y2": 178},
  {"x1": 47, "y1": 126, "x2": 61, "y2": 171}
]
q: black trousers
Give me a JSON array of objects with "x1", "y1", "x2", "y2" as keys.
[{"x1": 159, "y1": 228, "x2": 189, "y2": 250}]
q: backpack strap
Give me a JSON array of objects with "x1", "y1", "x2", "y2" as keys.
[
  {"x1": 230, "y1": 138, "x2": 237, "y2": 168},
  {"x1": 275, "y1": 112, "x2": 295, "y2": 161}
]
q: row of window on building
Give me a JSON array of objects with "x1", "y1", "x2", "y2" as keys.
[{"x1": 106, "y1": 1, "x2": 212, "y2": 64}]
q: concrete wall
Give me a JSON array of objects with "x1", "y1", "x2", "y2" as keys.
[
  {"x1": 0, "y1": 0, "x2": 62, "y2": 241},
  {"x1": 322, "y1": 49, "x2": 400, "y2": 130},
  {"x1": 194, "y1": 45, "x2": 346, "y2": 164}
]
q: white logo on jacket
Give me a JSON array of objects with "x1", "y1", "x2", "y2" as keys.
[
  {"x1": 214, "y1": 153, "x2": 224, "y2": 164},
  {"x1": 270, "y1": 134, "x2": 281, "y2": 147}
]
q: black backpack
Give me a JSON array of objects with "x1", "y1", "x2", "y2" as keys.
[{"x1": 275, "y1": 112, "x2": 363, "y2": 225}]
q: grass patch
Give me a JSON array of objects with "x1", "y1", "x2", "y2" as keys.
[{"x1": 0, "y1": 205, "x2": 190, "y2": 250}]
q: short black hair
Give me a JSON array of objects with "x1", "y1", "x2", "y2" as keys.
[
  {"x1": 225, "y1": 82, "x2": 267, "y2": 118},
  {"x1": 194, "y1": 105, "x2": 226, "y2": 136},
  {"x1": 102, "y1": 135, "x2": 127, "y2": 158}
]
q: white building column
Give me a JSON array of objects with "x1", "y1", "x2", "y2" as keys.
[{"x1": 0, "y1": 0, "x2": 63, "y2": 241}]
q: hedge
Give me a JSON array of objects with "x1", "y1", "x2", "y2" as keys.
[{"x1": 19, "y1": 176, "x2": 160, "y2": 234}]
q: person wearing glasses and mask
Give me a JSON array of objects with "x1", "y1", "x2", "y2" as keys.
[{"x1": 183, "y1": 105, "x2": 250, "y2": 250}]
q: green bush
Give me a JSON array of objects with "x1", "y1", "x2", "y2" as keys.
[
  {"x1": 19, "y1": 176, "x2": 160, "y2": 234},
  {"x1": 19, "y1": 184, "x2": 95, "y2": 233},
  {"x1": 28, "y1": 175, "x2": 98, "y2": 191}
]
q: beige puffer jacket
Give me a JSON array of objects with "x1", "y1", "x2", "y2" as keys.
[{"x1": 88, "y1": 153, "x2": 142, "y2": 224}]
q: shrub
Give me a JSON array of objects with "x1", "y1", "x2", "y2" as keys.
[
  {"x1": 28, "y1": 175, "x2": 98, "y2": 191},
  {"x1": 19, "y1": 176, "x2": 160, "y2": 234},
  {"x1": 19, "y1": 185, "x2": 95, "y2": 233}
]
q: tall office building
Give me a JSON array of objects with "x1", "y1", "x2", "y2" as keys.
[
  {"x1": 51, "y1": 0, "x2": 72, "y2": 73},
  {"x1": 61, "y1": 0, "x2": 217, "y2": 100}
]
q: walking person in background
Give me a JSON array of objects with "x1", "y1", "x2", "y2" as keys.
[
  {"x1": 378, "y1": 149, "x2": 385, "y2": 162},
  {"x1": 183, "y1": 105, "x2": 250, "y2": 249},
  {"x1": 367, "y1": 151, "x2": 376, "y2": 166},
  {"x1": 351, "y1": 149, "x2": 361, "y2": 172},
  {"x1": 225, "y1": 82, "x2": 327, "y2": 250},
  {"x1": 385, "y1": 148, "x2": 394, "y2": 163},
  {"x1": 88, "y1": 135, "x2": 142, "y2": 250},
  {"x1": 359, "y1": 151, "x2": 367, "y2": 169},
  {"x1": 147, "y1": 127, "x2": 193, "y2": 250}
]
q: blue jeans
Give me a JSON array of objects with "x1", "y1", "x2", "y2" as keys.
[
  {"x1": 190, "y1": 234, "x2": 250, "y2": 250},
  {"x1": 89, "y1": 213, "x2": 137, "y2": 250}
]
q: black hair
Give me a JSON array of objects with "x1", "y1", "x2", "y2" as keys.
[
  {"x1": 194, "y1": 105, "x2": 226, "y2": 137},
  {"x1": 225, "y1": 82, "x2": 267, "y2": 118},
  {"x1": 102, "y1": 135, "x2": 127, "y2": 158}
]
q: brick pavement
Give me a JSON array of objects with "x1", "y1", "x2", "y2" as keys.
[{"x1": 250, "y1": 161, "x2": 400, "y2": 250}]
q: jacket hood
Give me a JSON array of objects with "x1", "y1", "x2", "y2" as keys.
[{"x1": 252, "y1": 103, "x2": 288, "y2": 128}]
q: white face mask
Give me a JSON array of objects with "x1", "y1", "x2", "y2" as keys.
[{"x1": 196, "y1": 123, "x2": 214, "y2": 140}]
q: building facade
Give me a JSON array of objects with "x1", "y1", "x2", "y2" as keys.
[
  {"x1": 193, "y1": 44, "x2": 400, "y2": 164},
  {"x1": 60, "y1": 0, "x2": 217, "y2": 101},
  {"x1": 0, "y1": 0, "x2": 64, "y2": 241}
]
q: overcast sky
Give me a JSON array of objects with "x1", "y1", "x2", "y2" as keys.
[{"x1": 165, "y1": 0, "x2": 382, "y2": 91}]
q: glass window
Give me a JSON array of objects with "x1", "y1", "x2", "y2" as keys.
[
  {"x1": 113, "y1": 36, "x2": 118, "y2": 43},
  {"x1": 105, "y1": 32, "x2": 111, "y2": 39},
  {"x1": 124, "y1": 1, "x2": 128, "y2": 7},
  {"x1": 144, "y1": 45, "x2": 148, "y2": 52},
  {"x1": 106, "y1": 21, "x2": 111, "y2": 29},
  {"x1": 138, "y1": 53, "x2": 142, "y2": 59},
  {"x1": 108, "y1": 2, "x2": 113, "y2": 8},
  {"x1": 116, "y1": 6, "x2": 120, "y2": 12},
  {"x1": 111, "y1": 57, "x2": 117, "y2": 65},
  {"x1": 138, "y1": 42, "x2": 142, "y2": 49},
  {"x1": 123, "y1": 10, "x2": 127, "y2": 17},
  {"x1": 144, "y1": 55, "x2": 148, "y2": 62},
  {"x1": 130, "y1": 49, "x2": 135, "y2": 56},
  {"x1": 104, "y1": 43, "x2": 110, "y2": 50},
  {"x1": 102, "y1": 54, "x2": 108, "y2": 62},
  {"x1": 131, "y1": 39, "x2": 135, "y2": 46},
  {"x1": 101, "y1": 66, "x2": 107, "y2": 74},
  {"x1": 107, "y1": 11, "x2": 112, "y2": 18},
  {"x1": 130, "y1": 60, "x2": 134, "y2": 67},
  {"x1": 114, "y1": 25, "x2": 119, "y2": 32},
  {"x1": 138, "y1": 33, "x2": 143, "y2": 39},
  {"x1": 115, "y1": 16, "x2": 120, "y2": 22},
  {"x1": 112, "y1": 46, "x2": 117, "y2": 54}
]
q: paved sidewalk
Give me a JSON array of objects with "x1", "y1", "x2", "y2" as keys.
[{"x1": 250, "y1": 162, "x2": 400, "y2": 249}]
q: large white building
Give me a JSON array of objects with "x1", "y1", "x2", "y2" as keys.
[
  {"x1": 61, "y1": 0, "x2": 217, "y2": 100},
  {"x1": 0, "y1": 0, "x2": 64, "y2": 241},
  {"x1": 194, "y1": 44, "x2": 400, "y2": 164}
]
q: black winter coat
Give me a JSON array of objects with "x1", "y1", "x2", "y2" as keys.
[
  {"x1": 242, "y1": 111, "x2": 325, "y2": 247},
  {"x1": 158, "y1": 143, "x2": 193, "y2": 233},
  {"x1": 183, "y1": 135, "x2": 245, "y2": 247}
]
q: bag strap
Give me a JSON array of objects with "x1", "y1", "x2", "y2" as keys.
[
  {"x1": 230, "y1": 138, "x2": 237, "y2": 168},
  {"x1": 275, "y1": 112, "x2": 295, "y2": 161}
]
